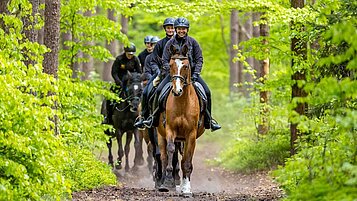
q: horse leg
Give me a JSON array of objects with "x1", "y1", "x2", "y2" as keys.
[
  {"x1": 133, "y1": 129, "x2": 144, "y2": 167},
  {"x1": 161, "y1": 134, "x2": 176, "y2": 191},
  {"x1": 106, "y1": 137, "x2": 114, "y2": 168},
  {"x1": 180, "y1": 135, "x2": 196, "y2": 197},
  {"x1": 115, "y1": 130, "x2": 123, "y2": 170},
  {"x1": 124, "y1": 131, "x2": 133, "y2": 172},
  {"x1": 173, "y1": 142, "x2": 181, "y2": 185},
  {"x1": 145, "y1": 134, "x2": 154, "y2": 174},
  {"x1": 156, "y1": 133, "x2": 167, "y2": 190}
]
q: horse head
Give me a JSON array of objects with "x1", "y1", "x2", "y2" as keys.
[
  {"x1": 125, "y1": 71, "x2": 143, "y2": 112},
  {"x1": 169, "y1": 44, "x2": 191, "y2": 96}
]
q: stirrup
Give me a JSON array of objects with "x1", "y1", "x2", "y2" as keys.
[
  {"x1": 143, "y1": 116, "x2": 154, "y2": 128},
  {"x1": 134, "y1": 116, "x2": 145, "y2": 130}
]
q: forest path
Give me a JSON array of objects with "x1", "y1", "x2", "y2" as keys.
[{"x1": 72, "y1": 136, "x2": 284, "y2": 201}]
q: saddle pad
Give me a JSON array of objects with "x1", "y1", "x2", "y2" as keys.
[{"x1": 158, "y1": 82, "x2": 172, "y2": 110}]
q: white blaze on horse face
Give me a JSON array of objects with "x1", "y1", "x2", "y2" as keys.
[
  {"x1": 174, "y1": 59, "x2": 184, "y2": 93},
  {"x1": 134, "y1": 85, "x2": 139, "y2": 90}
]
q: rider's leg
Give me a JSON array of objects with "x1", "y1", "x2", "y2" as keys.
[
  {"x1": 196, "y1": 76, "x2": 221, "y2": 131},
  {"x1": 143, "y1": 75, "x2": 170, "y2": 128},
  {"x1": 135, "y1": 75, "x2": 157, "y2": 128}
]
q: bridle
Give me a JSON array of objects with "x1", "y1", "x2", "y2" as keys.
[{"x1": 170, "y1": 55, "x2": 191, "y2": 86}]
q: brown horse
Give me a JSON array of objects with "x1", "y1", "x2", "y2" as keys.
[{"x1": 157, "y1": 44, "x2": 205, "y2": 196}]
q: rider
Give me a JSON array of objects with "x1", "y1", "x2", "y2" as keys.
[
  {"x1": 144, "y1": 17, "x2": 221, "y2": 131},
  {"x1": 138, "y1": 35, "x2": 153, "y2": 71},
  {"x1": 134, "y1": 17, "x2": 175, "y2": 128},
  {"x1": 103, "y1": 43, "x2": 142, "y2": 125}
]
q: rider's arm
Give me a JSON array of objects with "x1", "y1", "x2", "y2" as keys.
[
  {"x1": 111, "y1": 56, "x2": 122, "y2": 84},
  {"x1": 191, "y1": 38, "x2": 203, "y2": 74}
]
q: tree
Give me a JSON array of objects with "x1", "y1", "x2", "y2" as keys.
[
  {"x1": 290, "y1": 0, "x2": 307, "y2": 155},
  {"x1": 229, "y1": 9, "x2": 239, "y2": 94},
  {"x1": 43, "y1": 0, "x2": 60, "y2": 135},
  {"x1": 103, "y1": 9, "x2": 117, "y2": 82},
  {"x1": 258, "y1": 13, "x2": 269, "y2": 135}
]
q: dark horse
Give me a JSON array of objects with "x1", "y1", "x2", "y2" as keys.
[
  {"x1": 156, "y1": 44, "x2": 205, "y2": 196},
  {"x1": 106, "y1": 71, "x2": 143, "y2": 171}
]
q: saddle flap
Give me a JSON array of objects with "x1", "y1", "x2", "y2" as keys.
[
  {"x1": 193, "y1": 82, "x2": 207, "y2": 113},
  {"x1": 158, "y1": 82, "x2": 172, "y2": 110}
]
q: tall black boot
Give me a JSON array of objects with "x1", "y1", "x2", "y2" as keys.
[
  {"x1": 206, "y1": 98, "x2": 221, "y2": 132},
  {"x1": 102, "y1": 100, "x2": 113, "y2": 125}
]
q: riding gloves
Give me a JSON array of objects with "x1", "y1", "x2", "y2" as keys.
[
  {"x1": 192, "y1": 73, "x2": 199, "y2": 82},
  {"x1": 153, "y1": 76, "x2": 160, "y2": 87}
]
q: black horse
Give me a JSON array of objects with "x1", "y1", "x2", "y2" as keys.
[{"x1": 105, "y1": 71, "x2": 143, "y2": 171}]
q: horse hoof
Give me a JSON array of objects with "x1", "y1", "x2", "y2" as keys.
[
  {"x1": 115, "y1": 164, "x2": 122, "y2": 170},
  {"x1": 181, "y1": 192, "x2": 193, "y2": 198},
  {"x1": 158, "y1": 185, "x2": 170, "y2": 192}
]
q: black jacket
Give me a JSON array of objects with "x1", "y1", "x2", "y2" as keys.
[
  {"x1": 162, "y1": 34, "x2": 203, "y2": 76},
  {"x1": 111, "y1": 53, "x2": 141, "y2": 84},
  {"x1": 138, "y1": 49, "x2": 150, "y2": 72},
  {"x1": 149, "y1": 36, "x2": 172, "y2": 76}
]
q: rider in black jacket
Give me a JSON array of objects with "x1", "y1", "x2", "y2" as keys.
[
  {"x1": 134, "y1": 17, "x2": 175, "y2": 128},
  {"x1": 138, "y1": 35, "x2": 153, "y2": 72},
  {"x1": 103, "y1": 43, "x2": 141, "y2": 125}
]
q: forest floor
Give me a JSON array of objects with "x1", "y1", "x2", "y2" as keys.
[{"x1": 72, "y1": 135, "x2": 284, "y2": 201}]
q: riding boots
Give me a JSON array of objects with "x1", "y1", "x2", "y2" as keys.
[{"x1": 210, "y1": 119, "x2": 221, "y2": 132}]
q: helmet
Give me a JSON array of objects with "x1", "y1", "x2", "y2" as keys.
[
  {"x1": 150, "y1": 36, "x2": 160, "y2": 44},
  {"x1": 144, "y1": 35, "x2": 153, "y2": 44},
  {"x1": 163, "y1": 17, "x2": 175, "y2": 27},
  {"x1": 174, "y1": 17, "x2": 190, "y2": 28},
  {"x1": 124, "y1": 43, "x2": 136, "y2": 54}
]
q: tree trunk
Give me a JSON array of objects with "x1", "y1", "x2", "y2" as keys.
[
  {"x1": 237, "y1": 12, "x2": 244, "y2": 94},
  {"x1": 43, "y1": 0, "x2": 60, "y2": 136},
  {"x1": 37, "y1": 0, "x2": 45, "y2": 44},
  {"x1": 23, "y1": 0, "x2": 39, "y2": 67},
  {"x1": 290, "y1": 0, "x2": 307, "y2": 155},
  {"x1": 103, "y1": 9, "x2": 117, "y2": 82},
  {"x1": 0, "y1": 0, "x2": 10, "y2": 30},
  {"x1": 229, "y1": 9, "x2": 239, "y2": 94},
  {"x1": 81, "y1": 10, "x2": 94, "y2": 80},
  {"x1": 119, "y1": 14, "x2": 128, "y2": 52},
  {"x1": 258, "y1": 13, "x2": 270, "y2": 135},
  {"x1": 244, "y1": 12, "x2": 253, "y2": 95},
  {"x1": 252, "y1": 12, "x2": 261, "y2": 78}
]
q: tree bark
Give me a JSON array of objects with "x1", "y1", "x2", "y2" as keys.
[
  {"x1": 258, "y1": 13, "x2": 270, "y2": 135},
  {"x1": 81, "y1": 10, "x2": 94, "y2": 81},
  {"x1": 0, "y1": 0, "x2": 10, "y2": 31},
  {"x1": 290, "y1": 0, "x2": 307, "y2": 155},
  {"x1": 43, "y1": 0, "x2": 60, "y2": 78},
  {"x1": 23, "y1": 0, "x2": 39, "y2": 67},
  {"x1": 119, "y1": 14, "x2": 128, "y2": 53},
  {"x1": 252, "y1": 12, "x2": 261, "y2": 78},
  {"x1": 103, "y1": 9, "x2": 116, "y2": 82},
  {"x1": 244, "y1": 12, "x2": 253, "y2": 92},
  {"x1": 37, "y1": 0, "x2": 45, "y2": 44},
  {"x1": 230, "y1": 9, "x2": 239, "y2": 94}
]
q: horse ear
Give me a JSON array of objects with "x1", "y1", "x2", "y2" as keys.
[
  {"x1": 181, "y1": 44, "x2": 189, "y2": 56},
  {"x1": 170, "y1": 44, "x2": 180, "y2": 55}
]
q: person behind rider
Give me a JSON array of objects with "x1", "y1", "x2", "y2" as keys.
[
  {"x1": 138, "y1": 35, "x2": 153, "y2": 71},
  {"x1": 102, "y1": 43, "x2": 142, "y2": 125},
  {"x1": 143, "y1": 17, "x2": 221, "y2": 131},
  {"x1": 134, "y1": 17, "x2": 175, "y2": 128}
]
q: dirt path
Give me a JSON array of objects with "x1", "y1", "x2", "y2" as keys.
[{"x1": 72, "y1": 137, "x2": 284, "y2": 201}]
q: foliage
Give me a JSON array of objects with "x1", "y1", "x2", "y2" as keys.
[{"x1": 0, "y1": 0, "x2": 117, "y2": 200}]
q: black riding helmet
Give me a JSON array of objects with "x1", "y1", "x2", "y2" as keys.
[
  {"x1": 144, "y1": 35, "x2": 153, "y2": 44},
  {"x1": 150, "y1": 36, "x2": 160, "y2": 44},
  {"x1": 163, "y1": 17, "x2": 175, "y2": 28},
  {"x1": 174, "y1": 17, "x2": 190, "y2": 29},
  {"x1": 124, "y1": 43, "x2": 136, "y2": 54}
]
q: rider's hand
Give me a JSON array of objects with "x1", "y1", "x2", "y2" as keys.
[
  {"x1": 192, "y1": 73, "x2": 199, "y2": 82},
  {"x1": 115, "y1": 80, "x2": 123, "y2": 87},
  {"x1": 153, "y1": 76, "x2": 160, "y2": 87}
]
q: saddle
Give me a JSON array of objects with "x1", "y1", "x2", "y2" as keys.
[{"x1": 148, "y1": 81, "x2": 207, "y2": 127}]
